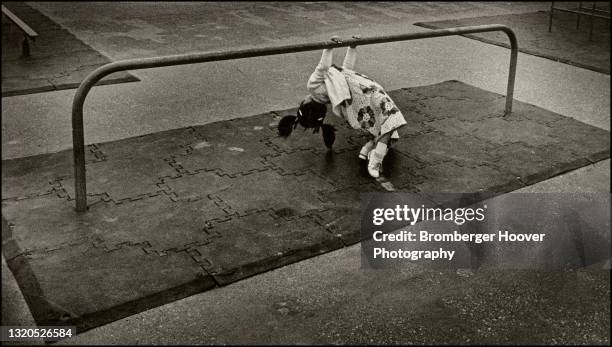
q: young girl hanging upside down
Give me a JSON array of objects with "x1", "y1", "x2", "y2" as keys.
[{"x1": 278, "y1": 36, "x2": 407, "y2": 178}]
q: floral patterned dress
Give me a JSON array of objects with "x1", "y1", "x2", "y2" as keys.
[
  {"x1": 307, "y1": 48, "x2": 406, "y2": 142},
  {"x1": 340, "y1": 67, "x2": 405, "y2": 140}
]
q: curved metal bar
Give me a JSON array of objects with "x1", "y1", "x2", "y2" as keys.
[{"x1": 72, "y1": 24, "x2": 518, "y2": 211}]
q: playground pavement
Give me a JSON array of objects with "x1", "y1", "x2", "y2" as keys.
[
  {"x1": 416, "y1": 6, "x2": 611, "y2": 74},
  {"x1": 2, "y1": 80, "x2": 610, "y2": 339},
  {"x1": 2, "y1": 1, "x2": 610, "y2": 345},
  {"x1": 1, "y1": 2, "x2": 138, "y2": 97}
]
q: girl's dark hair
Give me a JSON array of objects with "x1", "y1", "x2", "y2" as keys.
[
  {"x1": 278, "y1": 99, "x2": 327, "y2": 137},
  {"x1": 277, "y1": 98, "x2": 335, "y2": 148},
  {"x1": 296, "y1": 99, "x2": 327, "y2": 128}
]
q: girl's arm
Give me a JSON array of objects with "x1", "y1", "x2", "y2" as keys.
[
  {"x1": 307, "y1": 48, "x2": 333, "y2": 89},
  {"x1": 342, "y1": 47, "x2": 357, "y2": 70},
  {"x1": 317, "y1": 48, "x2": 334, "y2": 71},
  {"x1": 307, "y1": 48, "x2": 333, "y2": 101}
]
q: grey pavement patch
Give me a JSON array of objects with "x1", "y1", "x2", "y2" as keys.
[
  {"x1": 180, "y1": 118, "x2": 278, "y2": 176},
  {"x1": 11, "y1": 242, "x2": 215, "y2": 332},
  {"x1": 415, "y1": 10, "x2": 610, "y2": 74},
  {"x1": 1, "y1": 80, "x2": 609, "y2": 333},
  {"x1": 195, "y1": 212, "x2": 344, "y2": 285},
  {"x1": 1, "y1": 146, "x2": 101, "y2": 201},
  {"x1": 206, "y1": 170, "x2": 334, "y2": 217},
  {"x1": 26, "y1": 2, "x2": 550, "y2": 61},
  {"x1": 1, "y1": 2, "x2": 139, "y2": 97}
]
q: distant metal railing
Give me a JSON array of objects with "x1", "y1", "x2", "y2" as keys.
[
  {"x1": 548, "y1": 1, "x2": 611, "y2": 41},
  {"x1": 72, "y1": 24, "x2": 518, "y2": 212},
  {"x1": 1, "y1": 5, "x2": 38, "y2": 57}
]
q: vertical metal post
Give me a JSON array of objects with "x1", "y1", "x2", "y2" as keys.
[
  {"x1": 589, "y1": 2, "x2": 596, "y2": 41},
  {"x1": 549, "y1": 2, "x2": 555, "y2": 32},
  {"x1": 71, "y1": 25, "x2": 519, "y2": 212},
  {"x1": 576, "y1": 2, "x2": 582, "y2": 29},
  {"x1": 72, "y1": 84, "x2": 91, "y2": 212},
  {"x1": 504, "y1": 29, "x2": 518, "y2": 116},
  {"x1": 21, "y1": 36, "x2": 30, "y2": 57}
]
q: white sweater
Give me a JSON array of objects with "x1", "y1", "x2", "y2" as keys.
[
  {"x1": 306, "y1": 48, "x2": 406, "y2": 140},
  {"x1": 306, "y1": 48, "x2": 356, "y2": 118}
]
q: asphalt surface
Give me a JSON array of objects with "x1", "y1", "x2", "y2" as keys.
[
  {"x1": 8, "y1": 1, "x2": 611, "y2": 160},
  {"x1": 1, "y1": 2, "x2": 139, "y2": 97},
  {"x1": 416, "y1": 6, "x2": 611, "y2": 74},
  {"x1": 3, "y1": 79, "x2": 608, "y2": 335},
  {"x1": 4, "y1": 159, "x2": 608, "y2": 345},
  {"x1": 1, "y1": 2, "x2": 610, "y2": 345},
  {"x1": 51, "y1": 163, "x2": 610, "y2": 345}
]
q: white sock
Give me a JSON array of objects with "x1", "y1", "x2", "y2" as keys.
[{"x1": 374, "y1": 142, "x2": 388, "y2": 156}]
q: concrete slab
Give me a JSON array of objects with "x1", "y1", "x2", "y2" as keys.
[
  {"x1": 10, "y1": 2, "x2": 585, "y2": 162},
  {"x1": 9, "y1": 242, "x2": 215, "y2": 331},
  {"x1": 55, "y1": 245, "x2": 610, "y2": 345},
  {"x1": 1, "y1": 254, "x2": 45, "y2": 346},
  {"x1": 1, "y1": 2, "x2": 139, "y2": 97},
  {"x1": 415, "y1": 9, "x2": 610, "y2": 74},
  {"x1": 1, "y1": 80, "x2": 609, "y2": 333}
]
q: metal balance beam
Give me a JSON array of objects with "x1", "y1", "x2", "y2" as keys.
[
  {"x1": 72, "y1": 24, "x2": 518, "y2": 212},
  {"x1": 1, "y1": 5, "x2": 38, "y2": 57}
]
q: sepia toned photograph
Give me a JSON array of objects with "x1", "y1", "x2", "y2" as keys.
[{"x1": 2, "y1": 1, "x2": 610, "y2": 345}]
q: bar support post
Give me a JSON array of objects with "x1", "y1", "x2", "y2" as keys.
[{"x1": 71, "y1": 24, "x2": 518, "y2": 212}]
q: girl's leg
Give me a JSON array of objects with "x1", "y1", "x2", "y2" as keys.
[
  {"x1": 367, "y1": 133, "x2": 392, "y2": 178},
  {"x1": 376, "y1": 133, "x2": 392, "y2": 145},
  {"x1": 342, "y1": 46, "x2": 357, "y2": 70},
  {"x1": 359, "y1": 135, "x2": 376, "y2": 160}
]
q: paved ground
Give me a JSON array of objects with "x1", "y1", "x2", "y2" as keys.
[
  {"x1": 47, "y1": 158, "x2": 608, "y2": 345},
  {"x1": 1, "y1": 2, "x2": 138, "y2": 97},
  {"x1": 29, "y1": 2, "x2": 551, "y2": 60},
  {"x1": 6, "y1": 1, "x2": 586, "y2": 160},
  {"x1": 56, "y1": 259, "x2": 611, "y2": 345},
  {"x1": 2, "y1": 80, "x2": 609, "y2": 337},
  {"x1": 1, "y1": 1, "x2": 610, "y2": 345},
  {"x1": 416, "y1": 6, "x2": 611, "y2": 74}
]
